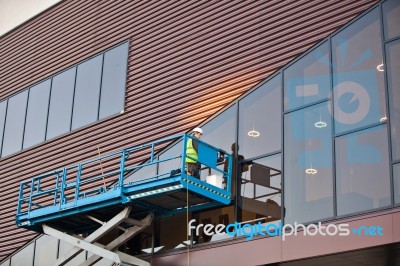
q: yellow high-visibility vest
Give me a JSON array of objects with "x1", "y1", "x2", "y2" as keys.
[{"x1": 185, "y1": 138, "x2": 198, "y2": 164}]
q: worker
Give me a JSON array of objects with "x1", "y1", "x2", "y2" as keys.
[{"x1": 185, "y1": 127, "x2": 203, "y2": 179}]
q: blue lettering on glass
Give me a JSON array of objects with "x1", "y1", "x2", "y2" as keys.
[{"x1": 286, "y1": 38, "x2": 383, "y2": 171}]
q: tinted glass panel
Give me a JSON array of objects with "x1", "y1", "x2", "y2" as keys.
[
  {"x1": 58, "y1": 241, "x2": 86, "y2": 266},
  {"x1": 332, "y1": 8, "x2": 386, "y2": 134},
  {"x1": 0, "y1": 259, "x2": 10, "y2": 266},
  {"x1": 46, "y1": 67, "x2": 76, "y2": 140},
  {"x1": 383, "y1": 0, "x2": 400, "y2": 40},
  {"x1": 284, "y1": 42, "x2": 330, "y2": 111},
  {"x1": 72, "y1": 55, "x2": 103, "y2": 130},
  {"x1": 99, "y1": 42, "x2": 129, "y2": 119},
  {"x1": 0, "y1": 100, "x2": 7, "y2": 155},
  {"x1": 202, "y1": 105, "x2": 236, "y2": 155},
  {"x1": 335, "y1": 125, "x2": 390, "y2": 216},
  {"x1": 238, "y1": 75, "x2": 281, "y2": 159},
  {"x1": 386, "y1": 40, "x2": 400, "y2": 161},
  {"x1": 394, "y1": 163, "x2": 400, "y2": 204},
  {"x1": 240, "y1": 155, "x2": 281, "y2": 224},
  {"x1": 284, "y1": 102, "x2": 333, "y2": 224},
  {"x1": 34, "y1": 235, "x2": 58, "y2": 266},
  {"x1": 11, "y1": 242, "x2": 34, "y2": 266},
  {"x1": 23, "y1": 79, "x2": 51, "y2": 149},
  {"x1": 2, "y1": 91, "x2": 28, "y2": 157}
]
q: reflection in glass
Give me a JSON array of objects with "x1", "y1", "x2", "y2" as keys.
[
  {"x1": 284, "y1": 102, "x2": 333, "y2": 224},
  {"x1": 58, "y1": 241, "x2": 86, "y2": 266},
  {"x1": 394, "y1": 164, "x2": 400, "y2": 204},
  {"x1": 335, "y1": 125, "x2": 390, "y2": 216},
  {"x1": 284, "y1": 42, "x2": 330, "y2": 111},
  {"x1": 72, "y1": 55, "x2": 103, "y2": 130},
  {"x1": 34, "y1": 235, "x2": 58, "y2": 266},
  {"x1": 0, "y1": 259, "x2": 10, "y2": 266},
  {"x1": 383, "y1": 0, "x2": 400, "y2": 40},
  {"x1": 157, "y1": 213, "x2": 189, "y2": 252},
  {"x1": 158, "y1": 141, "x2": 183, "y2": 179},
  {"x1": 332, "y1": 8, "x2": 386, "y2": 134},
  {"x1": 11, "y1": 242, "x2": 34, "y2": 266},
  {"x1": 46, "y1": 67, "x2": 76, "y2": 140},
  {"x1": 386, "y1": 40, "x2": 400, "y2": 161},
  {"x1": 0, "y1": 100, "x2": 7, "y2": 155},
  {"x1": 1, "y1": 91, "x2": 28, "y2": 157},
  {"x1": 240, "y1": 155, "x2": 281, "y2": 225},
  {"x1": 99, "y1": 42, "x2": 129, "y2": 119},
  {"x1": 23, "y1": 79, "x2": 51, "y2": 149},
  {"x1": 202, "y1": 105, "x2": 236, "y2": 153},
  {"x1": 239, "y1": 75, "x2": 281, "y2": 159}
]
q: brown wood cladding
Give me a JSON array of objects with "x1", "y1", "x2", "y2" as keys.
[{"x1": 0, "y1": 0, "x2": 378, "y2": 261}]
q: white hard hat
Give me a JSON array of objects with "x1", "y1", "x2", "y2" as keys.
[{"x1": 193, "y1": 127, "x2": 203, "y2": 134}]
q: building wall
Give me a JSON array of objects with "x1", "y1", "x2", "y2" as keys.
[{"x1": 0, "y1": 0, "x2": 378, "y2": 262}]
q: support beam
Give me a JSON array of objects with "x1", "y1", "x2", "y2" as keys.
[
  {"x1": 43, "y1": 225, "x2": 122, "y2": 265},
  {"x1": 47, "y1": 206, "x2": 132, "y2": 266},
  {"x1": 82, "y1": 213, "x2": 153, "y2": 266}
]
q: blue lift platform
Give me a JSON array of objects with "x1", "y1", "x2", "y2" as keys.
[{"x1": 16, "y1": 134, "x2": 232, "y2": 265}]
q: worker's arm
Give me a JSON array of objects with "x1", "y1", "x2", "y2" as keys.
[{"x1": 192, "y1": 139, "x2": 199, "y2": 153}]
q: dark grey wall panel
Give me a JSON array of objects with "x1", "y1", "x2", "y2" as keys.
[{"x1": 0, "y1": 0, "x2": 378, "y2": 261}]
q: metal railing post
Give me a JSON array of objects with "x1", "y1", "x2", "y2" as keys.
[
  {"x1": 181, "y1": 134, "x2": 188, "y2": 174},
  {"x1": 119, "y1": 150, "x2": 126, "y2": 191},
  {"x1": 74, "y1": 164, "x2": 82, "y2": 205}
]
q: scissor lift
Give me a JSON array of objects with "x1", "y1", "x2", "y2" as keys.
[{"x1": 16, "y1": 134, "x2": 232, "y2": 266}]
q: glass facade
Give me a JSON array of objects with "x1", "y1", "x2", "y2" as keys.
[
  {"x1": 239, "y1": 75, "x2": 281, "y2": 159},
  {"x1": 284, "y1": 102, "x2": 333, "y2": 223},
  {"x1": 335, "y1": 125, "x2": 390, "y2": 215},
  {"x1": 34, "y1": 235, "x2": 58, "y2": 266},
  {"x1": 46, "y1": 67, "x2": 76, "y2": 140},
  {"x1": 332, "y1": 7, "x2": 386, "y2": 135},
  {"x1": 5, "y1": 1, "x2": 400, "y2": 264},
  {"x1": 23, "y1": 79, "x2": 51, "y2": 149},
  {"x1": 0, "y1": 41, "x2": 129, "y2": 158}
]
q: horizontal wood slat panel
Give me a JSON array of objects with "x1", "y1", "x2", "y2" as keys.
[{"x1": 0, "y1": 0, "x2": 378, "y2": 262}]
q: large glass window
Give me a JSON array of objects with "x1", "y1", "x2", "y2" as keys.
[
  {"x1": 23, "y1": 79, "x2": 51, "y2": 149},
  {"x1": 332, "y1": 8, "x2": 386, "y2": 134},
  {"x1": 382, "y1": 0, "x2": 400, "y2": 40},
  {"x1": 99, "y1": 42, "x2": 129, "y2": 119},
  {"x1": 46, "y1": 67, "x2": 76, "y2": 140},
  {"x1": 238, "y1": 75, "x2": 281, "y2": 159},
  {"x1": 58, "y1": 241, "x2": 86, "y2": 266},
  {"x1": 240, "y1": 155, "x2": 281, "y2": 224},
  {"x1": 0, "y1": 259, "x2": 10, "y2": 266},
  {"x1": 335, "y1": 125, "x2": 390, "y2": 216},
  {"x1": 34, "y1": 235, "x2": 58, "y2": 266},
  {"x1": 386, "y1": 40, "x2": 400, "y2": 161},
  {"x1": 1, "y1": 91, "x2": 28, "y2": 157},
  {"x1": 284, "y1": 42, "x2": 330, "y2": 111},
  {"x1": 0, "y1": 100, "x2": 7, "y2": 154},
  {"x1": 10, "y1": 242, "x2": 34, "y2": 266},
  {"x1": 0, "y1": 42, "x2": 128, "y2": 158},
  {"x1": 394, "y1": 163, "x2": 400, "y2": 204},
  {"x1": 72, "y1": 54, "x2": 103, "y2": 130},
  {"x1": 284, "y1": 102, "x2": 334, "y2": 224}
]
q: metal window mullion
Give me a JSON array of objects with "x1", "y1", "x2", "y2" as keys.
[
  {"x1": 69, "y1": 66, "x2": 78, "y2": 131},
  {"x1": 21, "y1": 89, "x2": 30, "y2": 150},
  {"x1": 0, "y1": 99, "x2": 9, "y2": 157},
  {"x1": 379, "y1": 1, "x2": 395, "y2": 207},
  {"x1": 44, "y1": 77, "x2": 53, "y2": 140},
  {"x1": 329, "y1": 34, "x2": 338, "y2": 218},
  {"x1": 97, "y1": 53, "x2": 105, "y2": 121},
  {"x1": 280, "y1": 70, "x2": 286, "y2": 224}
]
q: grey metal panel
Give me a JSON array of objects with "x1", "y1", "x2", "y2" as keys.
[{"x1": 0, "y1": 0, "x2": 378, "y2": 262}]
